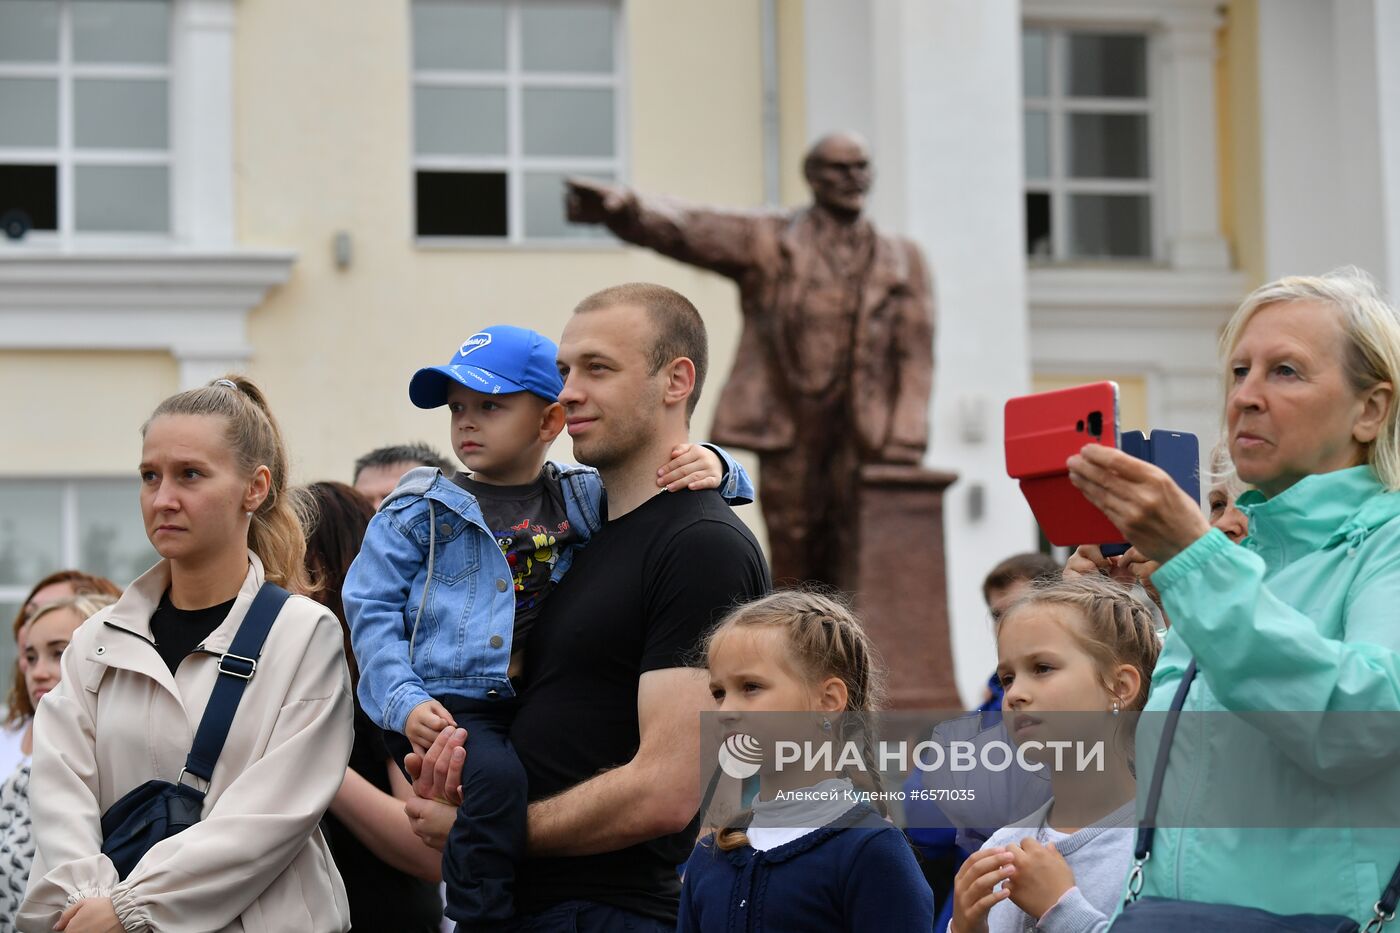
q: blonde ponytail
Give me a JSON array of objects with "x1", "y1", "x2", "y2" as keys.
[{"x1": 144, "y1": 375, "x2": 314, "y2": 594}]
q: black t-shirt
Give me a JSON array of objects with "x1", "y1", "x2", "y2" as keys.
[
  {"x1": 452, "y1": 469, "x2": 578, "y2": 648},
  {"x1": 509, "y1": 488, "x2": 771, "y2": 922},
  {"x1": 321, "y1": 701, "x2": 443, "y2": 932},
  {"x1": 149, "y1": 592, "x2": 236, "y2": 674}
]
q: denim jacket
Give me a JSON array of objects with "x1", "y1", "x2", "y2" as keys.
[{"x1": 345, "y1": 450, "x2": 754, "y2": 733}]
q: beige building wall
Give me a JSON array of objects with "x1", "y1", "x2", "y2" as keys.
[
  {"x1": 225, "y1": 0, "x2": 767, "y2": 530},
  {"x1": 1, "y1": 351, "x2": 179, "y2": 475},
  {"x1": 0, "y1": 0, "x2": 773, "y2": 549}
]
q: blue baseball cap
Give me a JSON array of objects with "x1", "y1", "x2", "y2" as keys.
[{"x1": 409, "y1": 325, "x2": 564, "y2": 408}]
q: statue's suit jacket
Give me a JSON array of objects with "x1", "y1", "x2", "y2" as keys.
[{"x1": 604, "y1": 194, "x2": 935, "y2": 459}]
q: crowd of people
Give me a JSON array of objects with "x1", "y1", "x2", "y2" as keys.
[{"x1": 1, "y1": 266, "x2": 1399, "y2": 932}]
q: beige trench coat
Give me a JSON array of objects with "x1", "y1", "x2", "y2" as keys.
[{"x1": 19, "y1": 553, "x2": 353, "y2": 933}]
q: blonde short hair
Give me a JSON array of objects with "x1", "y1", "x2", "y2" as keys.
[
  {"x1": 1219, "y1": 267, "x2": 1400, "y2": 490},
  {"x1": 27, "y1": 593, "x2": 117, "y2": 630}
]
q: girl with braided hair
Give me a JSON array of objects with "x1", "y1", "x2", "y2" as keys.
[
  {"x1": 677, "y1": 589, "x2": 934, "y2": 932},
  {"x1": 951, "y1": 575, "x2": 1160, "y2": 933}
]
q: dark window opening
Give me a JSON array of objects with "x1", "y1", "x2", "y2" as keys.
[
  {"x1": 0, "y1": 164, "x2": 59, "y2": 233},
  {"x1": 1026, "y1": 192, "x2": 1051, "y2": 258},
  {"x1": 416, "y1": 170, "x2": 507, "y2": 237}
]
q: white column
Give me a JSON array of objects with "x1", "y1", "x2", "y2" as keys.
[
  {"x1": 900, "y1": 0, "x2": 1033, "y2": 707},
  {"x1": 1371, "y1": 0, "x2": 1400, "y2": 293},
  {"x1": 175, "y1": 345, "x2": 253, "y2": 389},
  {"x1": 1158, "y1": 6, "x2": 1230, "y2": 270},
  {"x1": 1257, "y1": 0, "x2": 1388, "y2": 283},
  {"x1": 170, "y1": 0, "x2": 236, "y2": 249},
  {"x1": 804, "y1": 0, "x2": 1034, "y2": 705}
]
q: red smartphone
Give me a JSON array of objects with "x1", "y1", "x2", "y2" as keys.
[{"x1": 1004, "y1": 381, "x2": 1122, "y2": 546}]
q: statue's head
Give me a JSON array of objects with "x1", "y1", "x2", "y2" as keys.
[{"x1": 803, "y1": 132, "x2": 872, "y2": 219}]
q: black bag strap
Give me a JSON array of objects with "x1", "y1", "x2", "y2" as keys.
[
  {"x1": 181, "y1": 582, "x2": 290, "y2": 785},
  {"x1": 1132, "y1": 659, "x2": 1197, "y2": 867},
  {"x1": 1128, "y1": 658, "x2": 1400, "y2": 927}
]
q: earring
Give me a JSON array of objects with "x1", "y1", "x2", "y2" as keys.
[
  {"x1": 245, "y1": 510, "x2": 253, "y2": 518},
  {"x1": 1111, "y1": 699, "x2": 1121, "y2": 717},
  {"x1": 821, "y1": 716, "x2": 832, "y2": 732}
]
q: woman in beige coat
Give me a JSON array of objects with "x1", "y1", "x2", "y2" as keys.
[{"x1": 20, "y1": 377, "x2": 353, "y2": 933}]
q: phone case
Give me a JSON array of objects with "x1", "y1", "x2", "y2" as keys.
[
  {"x1": 1101, "y1": 430, "x2": 1200, "y2": 556},
  {"x1": 1004, "y1": 382, "x2": 1121, "y2": 547}
]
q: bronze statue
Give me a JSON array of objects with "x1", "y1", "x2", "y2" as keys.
[{"x1": 566, "y1": 133, "x2": 935, "y2": 586}]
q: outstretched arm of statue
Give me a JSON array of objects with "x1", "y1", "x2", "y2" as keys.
[
  {"x1": 882, "y1": 240, "x2": 936, "y2": 463},
  {"x1": 564, "y1": 176, "x2": 761, "y2": 280}
]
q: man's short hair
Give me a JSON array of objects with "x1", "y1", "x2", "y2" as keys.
[
  {"x1": 352, "y1": 443, "x2": 453, "y2": 481},
  {"x1": 573, "y1": 282, "x2": 708, "y2": 419},
  {"x1": 982, "y1": 552, "x2": 1061, "y2": 603}
]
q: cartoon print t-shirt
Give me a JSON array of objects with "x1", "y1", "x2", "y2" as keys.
[{"x1": 451, "y1": 469, "x2": 577, "y2": 648}]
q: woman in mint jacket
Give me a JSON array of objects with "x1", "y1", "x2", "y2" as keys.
[{"x1": 1067, "y1": 267, "x2": 1400, "y2": 924}]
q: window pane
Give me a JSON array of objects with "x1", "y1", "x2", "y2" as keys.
[
  {"x1": 75, "y1": 164, "x2": 169, "y2": 232},
  {"x1": 73, "y1": 0, "x2": 169, "y2": 64},
  {"x1": 1067, "y1": 34, "x2": 1146, "y2": 99},
  {"x1": 0, "y1": 164, "x2": 58, "y2": 231},
  {"x1": 76, "y1": 480, "x2": 155, "y2": 585},
  {"x1": 0, "y1": 601, "x2": 18, "y2": 699},
  {"x1": 416, "y1": 170, "x2": 507, "y2": 237},
  {"x1": 522, "y1": 88, "x2": 613, "y2": 157},
  {"x1": 75, "y1": 79, "x2": 168, "y2": 150},
  {"x1": 1024, "y1": 110, "x2": 1049, "y2": 180},
  {"x1": 0, "y1": 78, "x2": 57, "y2": 147},
  {"x1": 1022, "y1": 29, "x2": 1048, "y2": 98},
  {"x1": 0, "y1": 0, "x2": 58, "y2": 63},
  {"x1": 1069, "y1": 194, "x2": 1151, "y2": 259},
  {"x1": 413, "y1": 86, "x2": 506, "y2": 156},
  {"x1": 524, "y1": 170, "x2": 611, "y2": 239},
  {"x1": 1067, "y1": 113, "x2": 1148, "y2": 179},
  {"x1": 412, "y1": 0, "x2": 506, "y2": 70},
  {"x1": 1026, "y1": 191, "x2": 1051, "y2": 258},
  {"x1": 0, "y1": 482, "x2": 62, "y2": 588},
  {"x1": 522, "y1": 1, "x2": 613, "y2": 73}
]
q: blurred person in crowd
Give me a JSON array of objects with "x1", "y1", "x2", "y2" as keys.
[
  {"x1": 0, "y1": 593, "x2": 116, "y2": 931},
  {"x1": 305, "y1": 480, "x2": 445, "y2": 932},
  {"x1": 2, "y1": 571, "x2": 121, "y2": 784},
  {"x1": 352, "y1": 443, "x2": 453, "y2": 509},
  {"x1": 1066, "y1": 268, "x2": 1400, "y2": 922},
  {"x1": 21, "y1": 376, "x2": 353, "y2": 933}
]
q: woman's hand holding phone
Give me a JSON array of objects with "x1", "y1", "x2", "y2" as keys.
[{"x1": 1067, "y1": 445, "x2": 1210, "y2": 564}]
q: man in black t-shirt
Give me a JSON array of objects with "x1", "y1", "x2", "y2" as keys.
[{"x1": 408, "y1": 283, "x2": 770, "y2": 931}]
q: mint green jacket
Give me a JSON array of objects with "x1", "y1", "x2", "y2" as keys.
[{"x1": 1141, "y1": 466, "x2": 1400, "y2": 922}]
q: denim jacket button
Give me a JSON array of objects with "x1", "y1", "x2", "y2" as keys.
[
  {"x1": 489, "y1": 635, "x2": 504, "y2": 648},
  {"x1": 439, "y1": 523, "x2": 452, "y2": 536},
  {"x1": 496, "y1": 578, "x2": 508, "y2": 592}
]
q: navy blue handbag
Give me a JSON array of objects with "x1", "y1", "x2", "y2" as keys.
[
  {"x1": 99, "y1": 583, "x2": 289, "y2": 880},
  {"x1": 1113, "y1": 661, "x2": 1400, "y2": 932}
]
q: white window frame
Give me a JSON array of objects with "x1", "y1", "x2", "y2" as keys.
[
  {"x1": 0, "y1": 476, "x2": 152, "y2": 608},
  {"x1": 0, "y1": 0, "x2": 174, "y2": 248},
  {"x1": 410, "y1": 0, "x2": 629, "y2": 247},
  {"x1": 0, "y1": 1, "x2": 298, "y2": 386},
  {"x1": 1024, "y1": 24, "x2": 1160, "y2": 263}
]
